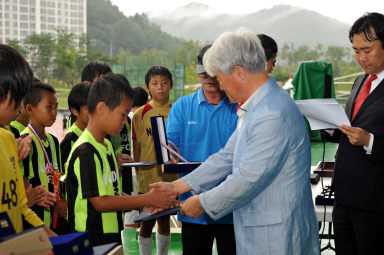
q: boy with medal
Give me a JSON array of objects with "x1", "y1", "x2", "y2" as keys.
[{"x1": 20, "y1": 83, "x2": 65, "y2": 232}]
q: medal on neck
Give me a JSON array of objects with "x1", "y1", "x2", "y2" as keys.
[{"x1": 28, "y1": 123, "x2": 62, "y2": 228}]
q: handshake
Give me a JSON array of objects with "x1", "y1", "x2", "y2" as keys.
[{"x1": 145, "y1": 180, "x2": 205, "y2": 218}]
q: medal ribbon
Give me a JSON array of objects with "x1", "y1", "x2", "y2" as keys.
[{"x1": 28, "y1": 123, "x2": 62, "y2": 228}]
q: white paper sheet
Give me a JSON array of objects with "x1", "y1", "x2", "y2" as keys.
[{"x1": 295, "y1": 98, "x2": 351, "y2": 130}]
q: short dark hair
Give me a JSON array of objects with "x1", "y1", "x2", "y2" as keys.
[
  {"x1": 132, "y1": 86, "x2": 149, "y2": 108},
  {"x1": 197, "y1": 45, "x2": 212, "y2": 66},
  {"x1": 81, "y1": 62, "x2": 112, "y2": 82},
  {"x1": 145, "y1": 66, "x2": 173, "y2": 88},
  {"x1": 87, "y1": 73, "x2": 134, "y2": 114},
  {"x1": 68, "y1": 82, "x2": 91, "y2": 112},
  {"x1": 24, "y1": 82, "x2": 56, "y2": 107},
  {"x1": 0, "y1": 44, "x2": 33, "y2": 108},
  {"x1": 257, "y1": 34, "x2": 278, "y2": 60},
  {"x1": 349, "y1": 12, "x2": 384, "y2": 49},
  {"x1": 104, "y1": 73, "x2": 130, "y2": 85}
]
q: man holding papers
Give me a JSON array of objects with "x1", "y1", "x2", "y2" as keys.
[
  {"x1": 328, "y1": 12, "x2": 384, "y2": 255},
  {"x1": 152, "y1": 29, "x2": 320, "y2": 254}
]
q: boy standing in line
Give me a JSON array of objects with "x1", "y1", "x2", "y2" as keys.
[
  {"x1": 10, "y1": 106, "x2": 29, "y2": 136},
  {"x1": 60, "y1": 82, "x2": 91, "y2": 169},
  {"x1": 0, "y1": 44, "x2": 55, "y2": 237},
  {"x1": 66, "y1": 62, "x2": 112, "y2": 129},
  {"x1": 132, "y1": 66, "x2": 178, "y2": 255},
  {"x1": 4, "y1": 105, "x2": 28, "y2": 138},
  {"x1": 20, "y1": 83, "x2": 65, "y2": 232},
  {"x1": 104, "y1": 73, "x2": 135, "y2": 195},
  {"x1": 129, "y1": 87, "x2": 149, "y2": 195},
  {"x1": 65, "y1": 74, "x2": 177, "y2": 246}
]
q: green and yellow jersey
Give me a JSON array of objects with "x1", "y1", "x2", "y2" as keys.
[
  {"x1": 60, "y1": 123, "x2": 83, "y2": 171},
  {"x1": 20, "y1": 127, "x2": 62, "y2": 227},
  {"x1": 65, "y1": 129, "x2": 123, "y2": 246}
]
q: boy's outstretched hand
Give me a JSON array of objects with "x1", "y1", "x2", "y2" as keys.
[{"x1": 146, "y1": 188, "x2": 179, "y2": 210}]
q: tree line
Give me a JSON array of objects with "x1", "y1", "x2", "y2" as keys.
[
  {"x1": 273, "y1": 43, "x2": 362, "y2": 82},
  {"x1": 6, "y1": 29, "x2": 363, "y2": 88}
]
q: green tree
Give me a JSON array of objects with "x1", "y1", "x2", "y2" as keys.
[
  {"x1": 25, "y1": 33, "x2": 55, "y2": 81},
  {"x1": 325, "y1": 46, "x2": 350, "y2": 76},
  {"x1": 87, "y1": 0, "x2": 184, "y2": 56},
  {"x1": 53, "y1": 30, "x2": 78, "y2": 86},
  {"x1": 6, "y1": 39, "x2": 28, "y2": 56},
  {"x1": 77, "y1": 34, "x2": 113, "y2": 79}
]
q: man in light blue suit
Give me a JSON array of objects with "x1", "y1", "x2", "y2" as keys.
[{"x1": 151, "y1": 29, "x2": 320, "y2": 254}]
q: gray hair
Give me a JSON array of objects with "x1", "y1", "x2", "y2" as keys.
[{"x1": 203, "y1": 28, "x2": 266, "y2": 76}]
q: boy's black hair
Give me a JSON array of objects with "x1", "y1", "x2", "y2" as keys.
[
  {"x1": 104, "y1": 73, "x2": 130, "y2": 85},
  {"x1": 0, "y1": 44, "x2": 33, "y2": 108},
  {"x1": 349, "y1": 12, "x2": 384, "y2": 49},
  {"x1": 87, "y1": 73, "x2": 134, "y2": 114},
  {"x1": 144, "y1": 66, "x2": 173, "y2": 88},
  {"x1": 68, "y1": 82, "x2": 91, "y2": 113},
  {"x1": 81, "y1": 62, "x2": 112, "y2": 82},
  {"x1": 132, "y1": 86, "x2": 149, "y2": 108},
  {"x1": 23, "y1": 82, "x2": 56, "y2": 107},
  {"x1": 257, "y1": 34, "x2": 278, "y2": 60}
]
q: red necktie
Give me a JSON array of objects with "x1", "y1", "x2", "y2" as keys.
[
  {"x1": 352, "y1": 74, "x2": 377, "y2": 120},
  {"x1": 237, "y1": 103, "x2": 243, "y2": 112}
]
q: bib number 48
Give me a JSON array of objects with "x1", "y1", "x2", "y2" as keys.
[{"x1": 2, "y1": 180, "x2": 18, "y2": 209}]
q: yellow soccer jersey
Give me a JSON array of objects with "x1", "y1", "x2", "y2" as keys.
[
  {"x1": 132, "y1": 100, "x2": 178, "y2": 193},
  {"x1": 0, "y1": 128, "x2": 44, "y2": 233}
]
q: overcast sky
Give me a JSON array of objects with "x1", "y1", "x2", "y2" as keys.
[{"x1": 109, "y1": 0, "x2": 382, "y2": 25}]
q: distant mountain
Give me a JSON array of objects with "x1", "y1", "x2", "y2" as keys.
[
  {"x1": 148, "y1": 3, "x2": 351, "y2": 48},
  {"x1": 87, "y1": 0, "x2": 184, "y2": 56}
]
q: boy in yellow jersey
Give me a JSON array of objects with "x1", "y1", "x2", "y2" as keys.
[
  {"x1": 132, "y1": 66, "x2": 178, "y2": 255},
  {"x1": 20, "y1": 83, "x2": 65, "y2": 232},
  {"x1": 0, "y1": 44, "x2": 55, "y2": 237},
  {"x1": 65, "y1": 74, "x2": 177, "y2": 246}
]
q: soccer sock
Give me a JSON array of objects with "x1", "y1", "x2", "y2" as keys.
[
  {"x1": 156, "y1": 232, "x2": 170, "y2": 255},
  {"x1": 138, "y1": 236, "x2": 152, "y2": 255}
]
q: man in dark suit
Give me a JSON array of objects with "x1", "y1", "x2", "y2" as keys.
[{"x1": 332, "y1": 12, "x2": 384, "y2": 255}]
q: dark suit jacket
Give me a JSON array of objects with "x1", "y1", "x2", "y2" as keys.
[{"x1": 333, "y1": 74, "x2": 384, "y2": 211}]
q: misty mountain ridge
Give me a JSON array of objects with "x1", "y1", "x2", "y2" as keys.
[
  {"x1": 148, "y1": 2, "x2": 222, "y2": 19},
  {"x1": 147, "y1": 3, "x2": 351, "y2": 48}
]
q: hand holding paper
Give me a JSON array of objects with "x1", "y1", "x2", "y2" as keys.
[
  {"x1": 339, "y1": 124, "x2": 371, "y2": 146},
  {"x1": 295, "y1": 98, "x2": 351, "y2": 130}
]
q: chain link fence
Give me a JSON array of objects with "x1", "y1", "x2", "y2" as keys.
[{"x1": 112, "y1": 56, "x2": 185, "y2": 103}]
